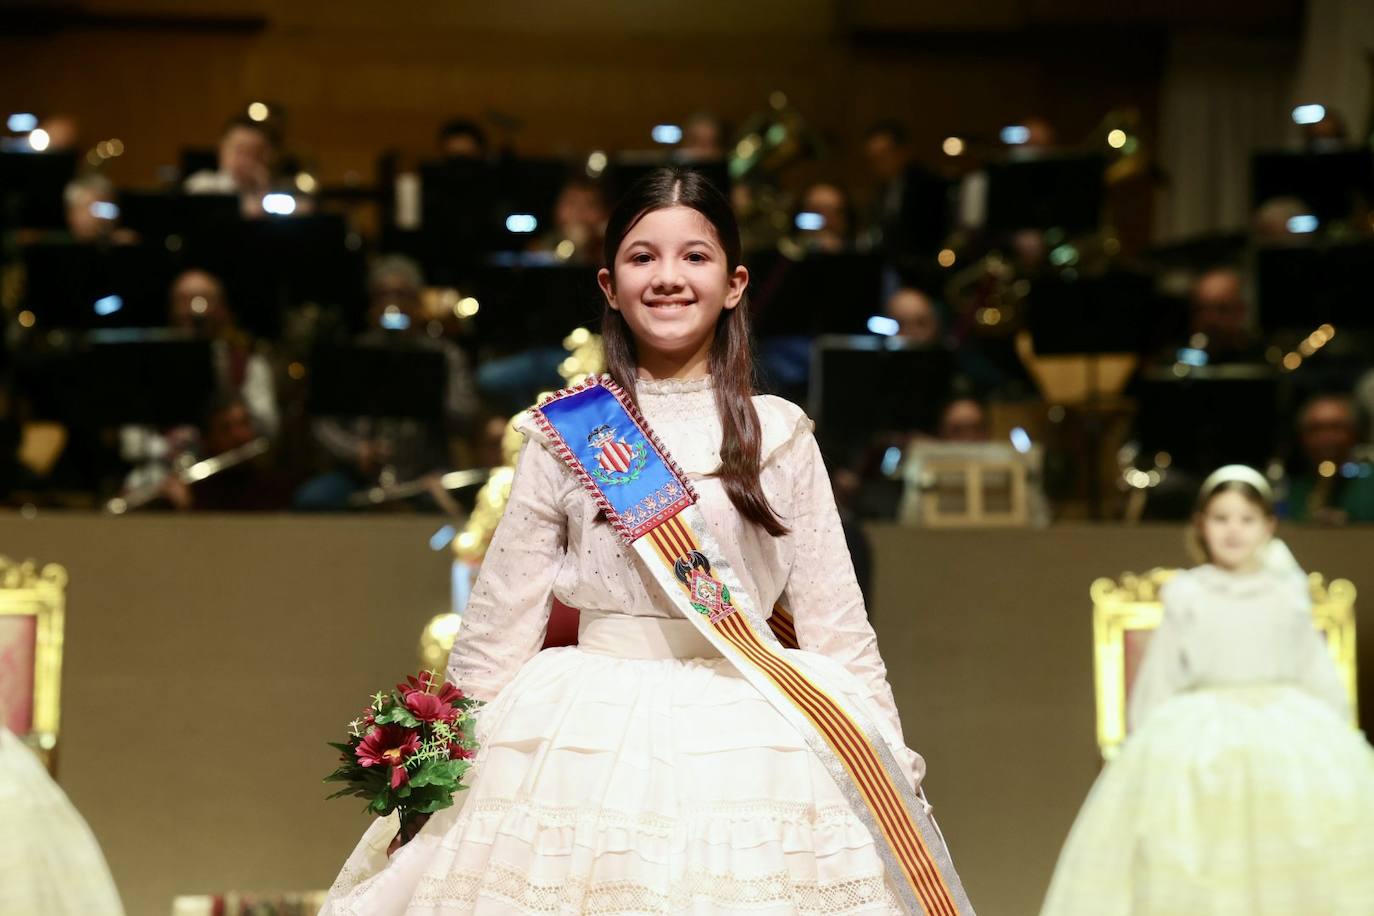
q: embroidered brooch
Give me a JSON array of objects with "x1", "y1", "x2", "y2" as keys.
[{"x1": 673, "y1": 549, "x2": 736, "y2": 624}]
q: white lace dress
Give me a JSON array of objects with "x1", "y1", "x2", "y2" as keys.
[
  {"x1": 0, "y1": 727, "x2": 124, "y2": 914},
  {"x1": 1041, "y1": 546, "x2": 1374, "y2": 915},
  {"x1": 321, "y1": 376, "x2": 932, "y2": 915}
]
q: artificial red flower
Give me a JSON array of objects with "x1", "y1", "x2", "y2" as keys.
[
  {"x1": 434, "y1": 682, "x2": 464, "y2": 704},
  {"x1": 396, "y1": 673, "x2": 464, "y2": 705},
  {"x1": 448, "y1": 741, "x2": 475, "y2": 760},
  {"x1": 404, "y1": 690, "x2": 460, "y2": 724},
  {"x1": 355, "y1": 725, "x2": 420, "y2": 789},
  {"x1": 395, "y1": 672, "x2": 438, "y2": 696}
]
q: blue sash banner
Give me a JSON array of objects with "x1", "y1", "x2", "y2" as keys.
[{"x1": 534, "y1": 379, "x2": 695, "y2": 541}]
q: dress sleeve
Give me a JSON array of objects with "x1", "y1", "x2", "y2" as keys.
[
  {"x1": 1271, "y1": 541, "x2": 1355, "y2": 719},
  {"x1": 446, "y1": 435, "x2": 568, "y2": 701},
  {"x1": 1127, "y1": 578, "x2": 1192, "y2": 731},
  {"x1": 780, "y1": 422, "x2": 926, "y2": 789},
  {"x1": 1296, "y1": 616, "x2": 1352, "y2": 720}
]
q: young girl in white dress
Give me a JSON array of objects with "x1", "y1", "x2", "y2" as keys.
[
  {"x1": 321, "y1": 169, "x2": 969, "y2": 915},
  {"x1": 0, "y1": 726, "x2": 124, "y2": 914},
  {"x1": 1041, "y1": 465, "x2": 1374, "y2": 916}
]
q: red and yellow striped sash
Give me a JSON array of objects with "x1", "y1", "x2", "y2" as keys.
[{"x1": 644, "y1": 515, "x2": 962, "y2": 916}]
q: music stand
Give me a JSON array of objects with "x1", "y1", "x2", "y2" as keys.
[
  {"x1": 32, "y1": 331, "x2": 216, "y2": 428},
  {"x1": 1252, "y1": 149, "x2": 1374, "y2": 222},
  {"x1": 808, "y1": 335, "x2": 956, "y2": 457},
  {"x1": 1025, "y1": 270, "x2": 1157, "y2": 518},
  {"x1": 117, "y1": 191, "x2": 241, "y2": 256},
  {"x1": 748, "y1": 251, "x2": 887, "y2": 339},
  {"x1": 0, "y1": 150, "x2": 78, "y2": 230},
  {"x1": 1135, "y1": 365, "x2": 1280, "y2": 475},
  {"x1": 178, "y1": 148, "x2": 219, "y2": 181},
  {"x1": 20, "y1": 243, "x2": 175, "y2": 329},
  {"x1": 492, "y1": 157, "x2": 573, "y2": 227},
  {"x1": 307, "y1": 343, "x2": 447, "y2": 421},
  {"x1": 878, "y1": 165, "x2": 952, "y2": 257},
  {"x1": 1026, "y1": 270, "x2": 1157, "y2": 355},
  {"x1": 419, "y1": 158, "x2": 502, "y2": 280},
  {"x1": 984, "y1": 154, "x2": 1105, "y2": 234},
  {"x1": 467, "y1": 262, "x2": 602, "y2": 351},
  {"x1": 232, "y1": 213, "x2": 367, "y2": 333},
  {"x1": 1257, "y1": 240, "x2": 1374, "y2": 332}
]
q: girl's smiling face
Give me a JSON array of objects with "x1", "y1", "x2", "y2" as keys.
[{"x1": 597, "y1": 205, "x2": 748, "y2": 374}]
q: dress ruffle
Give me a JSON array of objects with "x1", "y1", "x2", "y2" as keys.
[
  {"x1": 322, "y1": 646, "x2": 911, "y2": 915},
  {"x1": 1042, "y1": 685, "x2": 1374, "y2": 915}
]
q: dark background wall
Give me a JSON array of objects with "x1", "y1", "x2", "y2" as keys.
[{"x1": 0, "y1": 1, "x2": 1301, "y2": 202}]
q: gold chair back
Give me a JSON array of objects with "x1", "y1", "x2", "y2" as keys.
[
  {"x1": 1091, "y1": 568, "x2": 1358, "y2": 760},
  {"x1": 0, "y1": 557, "x2": 67, "y2": 772}
]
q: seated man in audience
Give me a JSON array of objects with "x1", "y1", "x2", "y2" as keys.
[
  {"x1": 157, "y1": 394, "x2": 293, "y2": 512},
  {"x1": 296, "y1": 255, "x2": 479, "y2": 511},
  {"x1": 677, "y1": 111, "x2": 727, "y2": 162},
  {"x1": 1180, "y1": 267, "x2": 1265, "y2": 364},
  {"x1": 886, "y1": 287, "x2": 1004, "y2": 390},
  {"x1": 120, "y1": 269, "x2": 279, "y2": 498},
  {"x1": 437, "y1": 118, "x2": 488, "y2": 160},
  {"x1": 167, "y1": 268, "x2": 279, "y2": 437},
  {"x1": 1299, "y1": 106, "x2": 1349, "y2": 152},
  {"x1": 789, "y1": 181, "x2": 855, "y2": 255},
  {"x1": 1253, "y1": 195, "x2": 1313, "y2": 243},
  {"x1": 183, "y1": 115, "x2": 278, "y2": 218},
  {"x1": 939, "y1": 396, "x2": 991, "y2": 443},
  {"x1": 531, "y1": 177, "x2": 608, "y2": 264},
  {"x1": 860, "y1": 119, "x2": 946, "y2": 266},
  {"x1": 1284, "y1": 393, "x2": 1374, "y2": 524},
  {"x1": 63, "y1": 174, "x2": 139, "y2": 246},
  {"x1": 887, "y1": 286, "x2": 942, "y2": 345}
]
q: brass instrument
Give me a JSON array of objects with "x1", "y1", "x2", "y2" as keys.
[
  {"x1": 107, "y1": 437, "x2": 270, "y2": 514},
  {"x1": 347, "y1": 467, "x2": 491, "y2": 510},
  {"x1": 728, "y1": 92, "x2": 826, "y2": 253}
]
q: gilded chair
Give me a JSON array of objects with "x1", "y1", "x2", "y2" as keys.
[
  {"x1": 1091, "y1": 568, "x2": 1358, "y2": 760},
  {"x1": 0, "y1": 557, "x2": 66, "y2": 772}
]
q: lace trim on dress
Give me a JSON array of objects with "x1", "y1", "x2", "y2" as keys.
[
  {"x1": 411, "y1": 860, "x2": 902, "y2": 914},
  {"x1": 635, "y1": 375, "x2": 715, "y2": 396},
  {"x1": 441, "y1": 794, "x2": 862, "y2": 838}
]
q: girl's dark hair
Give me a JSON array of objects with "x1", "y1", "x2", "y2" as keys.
[
  {"x1": 1186, "y1": 479, "x2": 1274, "y2": 563},
  {"x1": 600, "y1": 167, "x2": 787, "y2": 536}
]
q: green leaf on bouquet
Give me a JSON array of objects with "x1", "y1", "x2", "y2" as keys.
[
  {"x1": 410, "y1": 794, "x2": 459, "y2": 815},
  {"x1": 374, "y1": 706, "x2": 421, "y2": 727},
  {"x1": 407, "y1": 759, "x2": 466, "y2": 789}
]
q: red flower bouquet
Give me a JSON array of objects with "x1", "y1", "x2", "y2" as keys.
[{"x1": 326, "y1": 670, "x2": 480, "y2": 838}]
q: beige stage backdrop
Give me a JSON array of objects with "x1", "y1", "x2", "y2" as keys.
[{"x1": 4, "y1": 514, "x2": 1370, "y2": 915}]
